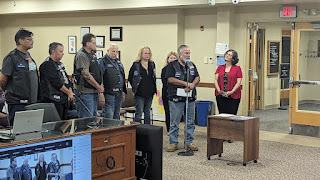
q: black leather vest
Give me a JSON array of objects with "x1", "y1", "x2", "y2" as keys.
[
  {"x1": 130, "y1": 61, "x2": 156, "y2": 95},
  {"x1": 102, "y1": 56, "x2": 125, "y2": 95},
  {"x1": 40, "y1": 58, "x2": 70, "y2": 104},
  {"x1": 4, "y1": 49, "x2": 39, "y2": 104},
  {"x1": 167, "y1": 60, "x2": 197, "y2": 102}
]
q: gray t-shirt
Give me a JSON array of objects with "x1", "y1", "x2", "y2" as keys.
[
  {"x1": 17, "y1": 51, "x2": 38, "y2": 103},
  {"x1": 74, "y1": 51, "x2": 95, "y2": 93}
]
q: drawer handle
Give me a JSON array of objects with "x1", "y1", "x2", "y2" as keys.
[
  {"x1": 106, "y1": 156, "x2": 115, "y2": 170},
  {"x1": 104, "y1": 137, "x2": 110, "y2": 143}
]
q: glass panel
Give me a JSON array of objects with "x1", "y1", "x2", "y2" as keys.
[
  {"x1": 298, "y1": 30, "x2": 320, "y2": 112},
  {"x1": 282, "y1": 36, "x2": 291, "y2": 63},
  {"x1": 281, "y1": 79, "x2": 289, "y2": 89},
  {"x1": 298, "y1": 85, "x2": 320, "y2": 111}
]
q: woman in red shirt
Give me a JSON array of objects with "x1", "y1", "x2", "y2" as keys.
[{"x1": 214, "y1": 49, "x2": 242, "y2": 115}]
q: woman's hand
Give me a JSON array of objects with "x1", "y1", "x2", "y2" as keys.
[{"x1": 223, "y1": 91, "x2": 233, "y2": 97}]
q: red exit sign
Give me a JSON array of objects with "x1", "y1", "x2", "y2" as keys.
[{"x1": 280, "y1": 6, "x2": 297, "y2": 18}]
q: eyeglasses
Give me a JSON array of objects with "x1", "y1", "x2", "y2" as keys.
[
  {"x1": 24, "y1": 38, "x2": 33, "y2": 41},
  {"x1": 225, "y1": 53, "x2": 233, "y2": 57}
]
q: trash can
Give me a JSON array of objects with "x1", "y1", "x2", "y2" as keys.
[{"x1": 197, "y1": 101, "x2": 213, "y2": 127}]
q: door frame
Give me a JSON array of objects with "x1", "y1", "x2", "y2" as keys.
[{"x1": 289, "y1": 22, "x2": 320, "y2": 127}]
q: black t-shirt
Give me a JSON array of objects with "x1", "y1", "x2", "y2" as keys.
[{"x1": 136, "y1": 63, "x2": 156, "y2": 98}]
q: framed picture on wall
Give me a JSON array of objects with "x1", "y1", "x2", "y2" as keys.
[
  {"x1": 96, "y1": 50, "x2": 103, "y2": 59},
  {"x1": 117, "y1": 51, "x2": 121, "y2": 60},
  {"x1": 110, "y1": 27, "x2": 122, "y2": 41},
  {"x1": 96, "y1": 36, "x2": 105, "y2": 48},
  {"x1": 68, "y1": 36, "x2": 77, "y2": 54},
  {"x1": 80, "y1": 27, "x2": 90, "y2": 41}
]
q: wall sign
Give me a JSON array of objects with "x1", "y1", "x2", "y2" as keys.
[
  {"x1": 280, "y1": 5, "x2": 297, "y2": 18},
  {"x1": 267, "y1": 40, "x2": 281, "y2": 76},
  {"x1": 280, "y1": 63, "x2": 290, "y2": 79}
]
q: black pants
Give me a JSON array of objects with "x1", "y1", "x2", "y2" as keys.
[
  {"x1": 43, "y1": 98, "x2": 69, "y2": 120},
  {"x1": 54, "y1": 103, "x2": 69, "y2": 120},
  {"x1": 163, "y1": 96, "x2": 170, "y2": 132},
  {"x1": 216, "y1": 95, "x2": 240, "y2": 115}
]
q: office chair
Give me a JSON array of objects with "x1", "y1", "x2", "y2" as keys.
[
  {"x1": 121, "y1": 88, "x2": 154, "y2": 124},
  {"x1": 24, "y1": 103, "x2": 61, "y2": 123},
  {"x1": 121, "y1": 88, "x2": 136, "y2": 120}
]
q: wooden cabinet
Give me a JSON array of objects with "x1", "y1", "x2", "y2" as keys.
[
  {"x1": 91, "y1": 124, "x2": 138, "y2": 180},
  {"x1": 207, "y1": 115, "x2": 259, "y2": 166}
]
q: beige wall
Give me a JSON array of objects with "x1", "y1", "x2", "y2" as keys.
[
  {"x1": 0, "y1": 10, "x2": 179, "y2": 76},
  {"x1": 1, "y1": 2, "x2": 320, "y2": 115}
]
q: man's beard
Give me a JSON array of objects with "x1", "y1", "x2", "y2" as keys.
[{"x1": 180, "y1": 56, "x2": 190, "y2": 63}]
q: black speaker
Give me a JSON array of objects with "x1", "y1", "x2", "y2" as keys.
[{"x1": 136, "y1": 124, "x2": 163, "y2": 180}]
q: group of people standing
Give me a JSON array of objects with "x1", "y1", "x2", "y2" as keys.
[
  {"x1": 0, "y1": 28, "x2": 243, "y2": 153},
  {"x1": 7, "y1": 153, "x2": 61, "y2": 180}
]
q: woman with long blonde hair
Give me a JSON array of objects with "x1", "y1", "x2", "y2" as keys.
[
  {"x1": 161, "y1": 52, "x2": 178, "y2": 134},
  {"x1": 128, "y1": 46, "x2": 156, "y2": 124}
]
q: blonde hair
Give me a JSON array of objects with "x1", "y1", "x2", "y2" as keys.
[
  {"x1": 164, "y1": 51, "x2": 178, "y2": 66},
  {"x1": 135, "y1": 46, "x2": 153, "y2": 62}
]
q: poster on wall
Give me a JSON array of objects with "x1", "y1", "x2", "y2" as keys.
[
  {"x1": 152, "y1": 78, "x2": 165, "y2": 122},
  {"x1": 215, "y1": 43, "x2": 228, "y2": 54},
  {"x1": 68, "y1": 36, "x2": 77, "y2": 54}
]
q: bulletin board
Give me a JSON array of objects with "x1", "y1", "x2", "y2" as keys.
[{"x1": 267, "y1": 40, "x2": 281, "y2": 76}]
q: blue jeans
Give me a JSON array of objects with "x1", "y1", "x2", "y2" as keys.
[
  {"x1": 169, "y1": 100, "x2": 195, "y2": 146},
  {"x1": 102, "y1": 91, "x2": 123, "y2": 119},
  {"x1": 75, "y1": 91, "x2": 99, "y2": 118},
  {"x1": 134, "y1": 95, "x2": 153, "y2": 124}
]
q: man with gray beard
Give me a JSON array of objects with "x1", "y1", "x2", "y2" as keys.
[{"x1": 165, "y1": 45, "x2": 200, "y2": 152}]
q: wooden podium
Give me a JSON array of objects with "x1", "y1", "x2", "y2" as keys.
[{"x1": 207, "y1": 114, "x2": 259, "y2": 166}]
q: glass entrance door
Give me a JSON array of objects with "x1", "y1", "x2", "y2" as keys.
[{"x1": 290, "y1": 23, "x2": 320, "y2": 128}]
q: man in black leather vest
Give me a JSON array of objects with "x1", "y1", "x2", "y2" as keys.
[
  {"x1": 39, "y1": 42, "x2": 75, "y2": 120},
  {"x1": 165, "y1": 45, "x2": 200, "y2": 152},
  {"x1": 0, "y1": 28, "x2": 39, "y2": 126},
  {"x1": 100, "y1": 43, "x2": 127, "y2": 119},
  {"x1": 73, "y1": 33, "x2": 104, "y2": 118}
]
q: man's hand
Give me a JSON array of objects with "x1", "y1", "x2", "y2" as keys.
[
  {"x1": 98, "y1": 93, "x2": 105, "y2": 107},
  {"x1": 96, "y1": 85, "x2": 104, "y2": 94},
  {"x1": 67, "y1": 90, "x2": 75, "y2": 102},
  {"x1": 188, "y1": 83, "x2": 195, "y2": 90}
]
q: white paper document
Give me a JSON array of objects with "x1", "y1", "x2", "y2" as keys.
[
  {"x1": 214, "y1": 113, "x2": 234, "y2": 117},
  {"x1": 230, "y1": 116, "x2": 253, "y2": 120},
  {"x1": 176, "y1": 88, "x2": 192, "y2": 97},
  {"x1": 215, "y1": 43, "x2": 229, "y2": 54}
]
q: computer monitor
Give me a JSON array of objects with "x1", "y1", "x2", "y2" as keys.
[
  {"x1": 135, "y1": 124, "x2": 163, "y2": 180},
  {"x1": 0, "y1": 134, "x2": 92, "y2": 180}
]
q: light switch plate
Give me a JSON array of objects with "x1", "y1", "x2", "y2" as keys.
[{"x1": 204, "y1": 57, "x2": 208, "y2": 64}]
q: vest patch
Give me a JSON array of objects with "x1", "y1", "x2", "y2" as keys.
[{"x1": 17, "y1": 63, "x2": 26, "y2": 68}]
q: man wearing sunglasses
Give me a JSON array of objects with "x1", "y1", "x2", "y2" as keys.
[{"x1": 0, "y1": 28, "x2": 39, "y2": 126}]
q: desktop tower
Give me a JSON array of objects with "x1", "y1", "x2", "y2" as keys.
[{"x1": 135, "y1": 124, "x2": 163, "y2": 180}]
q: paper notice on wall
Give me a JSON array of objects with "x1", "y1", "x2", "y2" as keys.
[{"x1": 215, "y1": 43, "x2": 229, "y2": 54}]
